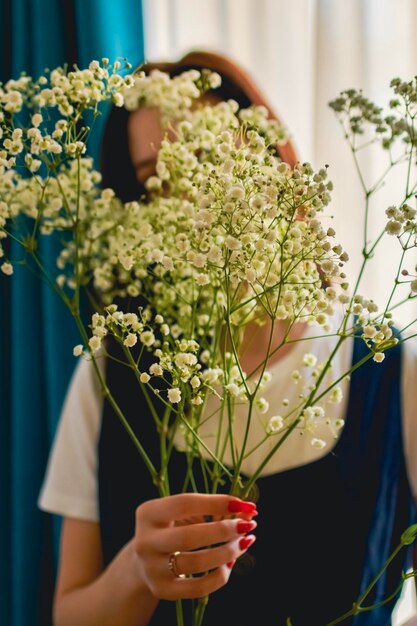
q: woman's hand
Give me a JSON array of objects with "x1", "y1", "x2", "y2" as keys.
[{"x1": 133, "y1": 493, "x2": 257, "y2": 600}]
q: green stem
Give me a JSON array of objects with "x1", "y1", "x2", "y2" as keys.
[
  {"x1": 194, "y1": 596, "x2": 209, "y2": 626},
  {"x1": 242, "y1": 419, "x2": 301, "y2": 495},
  {"x1": 323, "y1": 543, "x2": 404, "y2": 626},
  {"x1": 175, "y1": 600, "x2": 184, "y2": 626},
  {"x1": 176, "y1": 413, "x2": 232, "y2": 479},
  {"x1": 121, "y1": 345, "x2": 162, "y2": 429},
  {"x1": 74, "y1": 154, "x2": 82, "y2": 314},
  {"x1": 383, "y1": 231, "x2": 413, "y2": 319},
  {"x1": 72, "y1": 314, "x2": 158, "y2": 481}
]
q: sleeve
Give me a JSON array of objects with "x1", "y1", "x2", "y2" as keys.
[
  {"x1": 402, "y1": 337, "x2": 417, "y2": 502},
  {"x1": 38, "y1": 355, "x2": 105, "y2": 522}
]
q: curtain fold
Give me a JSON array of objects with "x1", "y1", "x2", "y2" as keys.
[{"x1": 0, "y1": 2, "x2": 144, "y2": 625}]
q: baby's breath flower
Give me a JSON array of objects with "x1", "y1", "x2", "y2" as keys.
[
  {"x1": 385, "y1": 220, "x2": 402, "y2": 236},
  {"x1": 363, "y1": 326, "x2": 376, "y2": 339},
  {"x1": 261, "y1": 372, "x2": 272, "y2": 384},
  {"x1": 291, "y1": 370, "x2": 301, "y2": 382},
  {"x1": 225, "y1": 382, "x2": 240, "y2": 396},
  {"x1": 373, "y1": 352, "x2": 385, "y2": 363},
  {"x1": 329, "y1": 387, "x2": 343, "y2": 403},
  {"x1": 28, "y1": 158, "x2": 42, "y2": 173},
  {"x1": 73, "y1": 344, "x2": 83, "y2": 357},
  {"x1": 89, "y1": 336, "x2": 101, "y2": 352},
  {"x1": 1, "y1": 262, "x2": 13, "y2": 275},
  {"x1": 119, "y1": 254, "x2": 134, "y2": 271},
  {"x1": 196, "y1": 273, "x2": 210, "y2": 286},
  {"x1": 207, "y1": 244, "x2": 222, "y2": 262},
  {"x1": 190, "y1": 375, "x2": 201, "y2": 389},
  {"x1": 149, "y1": 363, "x2": 163, "y2": 376},
  {"x1": 112, "y1": 92, "x2": 124, "y2": 107},
  {"x1": 227, "y1": 184, "x2": 245, "y2": 201},
  {"x1": 208, "y1": 72, "x2": 221, "y2": 89},
  {"x1": 31, "y1": 113, "x2": 43, "y2": 127},
  {"x1": 311, "y1": 438, "x2": 326, "y2": 449},
  {"x1": 302, "y1": 353, "x2": 318, "y2": 367},
  {"x1": 140, "y1": 330, "x2": 155, "y2": 347},
  {"x1": 200, "y1": 350, "x2": 210, "y2": 364},
  {"x1": 267, "y1": 415, "x2": 284, "y2": 434},
  {"x1": 168, "y1": 388, "x2": 181, "y2": 403},
  {"x1": 139, "y1": 372, "x2": 150, "y2": 383},
  {"x1": 256, "y1": 397, "x2": 269, "y2": 414},
  {"x1": 245, "y1": 268, "x2": 257, "y2": 283},
  {"x1": 312, "y1": 406, "x2": 325, "y2": 419},
  {"x1": 124, "y1": 333, "x2": 137, "y2": 348}
]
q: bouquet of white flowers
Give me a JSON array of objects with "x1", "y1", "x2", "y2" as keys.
[{"x1": 1, "y1": 59, "x2": 416, "y2": 625}]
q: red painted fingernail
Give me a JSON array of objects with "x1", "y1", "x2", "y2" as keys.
[
  {"x1": 239, "y1": 535, "x2": 256, "y2": 550},
  {"x1": 228, "y1": 499, "x2": 257, "y2": 514},
  {"x1": 237, "y1": 521, "x2": 256, "y2": 534},
  {"x1": 227, "y1": 560, "x2": 236, "y2": 569},
  {"x1": 241, "y1": 501, "x2": 257, "y2": 514}
]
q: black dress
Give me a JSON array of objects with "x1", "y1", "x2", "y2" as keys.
[{"x1": 98, "y1": 335, "x2": 416, "y2": 625}]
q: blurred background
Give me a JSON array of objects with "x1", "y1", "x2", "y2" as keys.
[{"x1": 1, "y1": 1, "x2": 416, "y2": 625}]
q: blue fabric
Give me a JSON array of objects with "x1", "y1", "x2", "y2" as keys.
[
  {"x1": 99, "y1": 331, "x2": 416, "y2": 625},
  {"x1": 0, "y1": 3, "x2": 145, "y2": 625}
]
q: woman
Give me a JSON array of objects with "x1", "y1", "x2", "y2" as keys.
[{"x1": 39, "y1": 51, "x2": 417, "y2": 626}]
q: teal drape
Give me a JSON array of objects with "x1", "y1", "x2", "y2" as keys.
[{"x1": 0, "y1": 2, "x2": 145, "y2": 625}]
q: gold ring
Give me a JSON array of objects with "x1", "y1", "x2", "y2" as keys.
[{"x1": 168, "y1": 551, "x2": 186, "y2": 578}]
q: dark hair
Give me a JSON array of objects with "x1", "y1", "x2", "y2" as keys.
[
  {"x1": 100, "y1": 61, "x2": 261, "y2": 202},
  {"x1": 100, "y1": 105, "x2": 144, "y2": 202}
]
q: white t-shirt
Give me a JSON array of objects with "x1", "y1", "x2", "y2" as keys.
[{"x1": 38, "y1": 325, "x2": 417, "y2": 522}]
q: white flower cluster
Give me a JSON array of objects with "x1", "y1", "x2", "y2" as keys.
[
  {"x1": 328, "y1": 80, "x2": 414, "y2": 150},
  {"x1": 84, "y1": 304, "x2": 210, "y2": 406},
  {"x1": 0, "y1": 59, "x2": 135, "y2": 271},
  {"x1": 85, "y1": 304, "x2": 284, "y2": 413},
  {"x1": 84, "y1": 96, "x2": 349, "y2": 339},
  {"x1": 123, "y1": 68, "x2": 221, "y2": 121},
  {"x1": 346, "y1": 294, "x2": 395, "y2": 352},
  {"x1": 1, "y1": 59, "x2": 133, "y2": 119},
  {"x1": 3, "y1": 60, "x2": 406, "y2": 483},
  {"x1": 2, "y1": 65, "x2": 348, "y2": 332},
  {"x1": 330, "y1": 80, "x2": 417, "y2": 299},
  {"x1": 385, "y1": 204, "x2": 417, "y2": 238},
  {"x1": 0, "y1": 157, "x2": 104, "y2": 278},
  {"x1": 275, "y1": 351, "x2": 346, "y2": 447}
]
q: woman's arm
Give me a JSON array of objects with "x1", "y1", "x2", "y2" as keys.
[
  {"x1": 53, "y1": 494, "x2": 257, "y2": 626},
  {"x1": 53, "y1": 518, "x2": 157, "y2": 626}
]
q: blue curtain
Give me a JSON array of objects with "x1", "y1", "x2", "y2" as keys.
[{"x1": 0, "y1": 2, "x2": 145, "y2": 625}]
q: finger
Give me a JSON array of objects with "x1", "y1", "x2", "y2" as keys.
[
  {"x1": 172, "y1": 534, "x2": 256, "y2": 576},
  {"x1": 153, "y1": 518, "x2": 257, "y2": 553},
  {"x1": 138, "y1": 494, "x2": 257, "y2": 527},
  {"x1": 156, "y1": 564, "x2": 232, "y2": 600}
]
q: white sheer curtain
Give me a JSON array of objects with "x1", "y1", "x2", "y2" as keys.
[{"x1": 141, "y1": 3, "x2": 417, "y2": 620}]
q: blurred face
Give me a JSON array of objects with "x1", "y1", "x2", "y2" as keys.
[
  {"x1": 128, "y1": 107, "x2": 172, "y2": 184},
  {"x1": 127, "y1": 93, "x2": 222, "y2": 184}
]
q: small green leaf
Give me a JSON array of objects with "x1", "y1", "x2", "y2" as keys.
[{"x1": 401, "y1": 524, "x2": 417, "y2": 546}]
